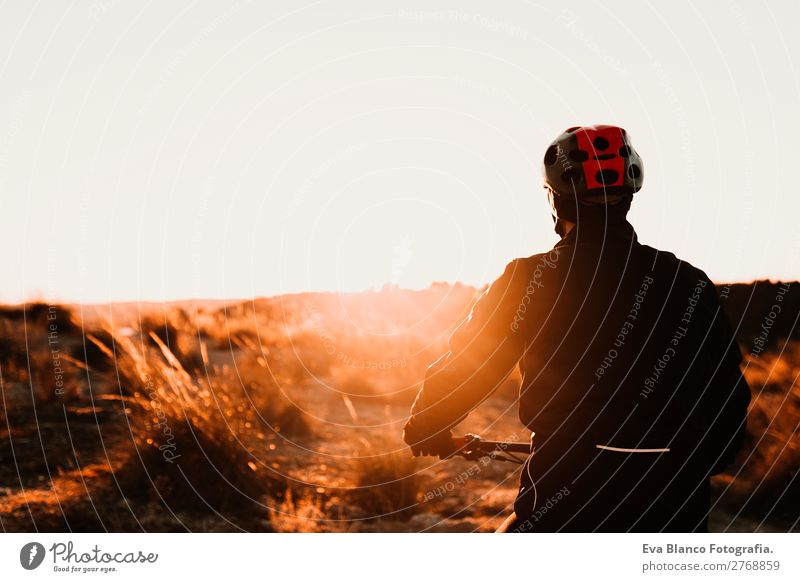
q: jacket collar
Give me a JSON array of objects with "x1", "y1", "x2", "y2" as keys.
[{"x1": 554, "y1": 218, "x2": 638, "y2": 249}]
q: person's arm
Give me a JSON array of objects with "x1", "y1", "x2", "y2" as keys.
[
  {"x1": 697, "y1": 282, "x2": 751, "y2": 475},
  {"x1": 403, "y1": 259, "x2": 528, "y2": 456}
]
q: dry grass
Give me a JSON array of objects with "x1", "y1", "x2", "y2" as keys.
[
  {"x1": 713, "y1": 341, "x2": 800, "y2": 525},
  {"x1": 1, "y1": 285, "x2": 798, "y2": 532},
  {"x1": 346, "y1": 442, "x2": 424, "y2": 522},
  {"x1": 103, "y1": 331, "x2": 299, "y2": 524}
]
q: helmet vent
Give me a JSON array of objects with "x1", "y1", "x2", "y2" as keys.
[
  {"x1": 569, "y1": 149, "x2": 589, "y2": 162},
  {"x1": 628, "y1": 164, "x2": 641, "y2": 179},
  {"x1": 561, "y1": 168, "x2": 583, "y2": 183},
  {"x1": 618, "y1": 145, "x2": 632, "y2": 158},
  {"x1": 595, "y1": 169, "x2": 619, "y2": 185},
  {"x1": 544, "y1": 145, "x2": 558, "y2": 166},
  {"x1": 592, "y1": 136, "x2": 609, "y2": 151}
]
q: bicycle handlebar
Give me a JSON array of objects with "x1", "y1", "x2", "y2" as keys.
[{"x1": 451, "y1": 433, "x2": 533, "y2": 464}]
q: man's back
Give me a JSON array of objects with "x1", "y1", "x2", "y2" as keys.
[
  {"x1": 405, "y1": 219, "x2": 750, "y2": 532},
  {"x1": 505, "y1": 219, "x2": 750, "y2": 531}
]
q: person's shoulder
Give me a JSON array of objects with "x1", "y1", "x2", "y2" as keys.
[
  {"x1": 505, "y1": 248, "x2": 564, "y2": 274},
  {"x1": 490, "y1": 249, "x2": 564, "y2": 292},
  {"x1": 638, "y1": 243, "x2": 713, "y2": 285}
]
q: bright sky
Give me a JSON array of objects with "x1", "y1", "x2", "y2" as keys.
[{"x1": 0, "y1": 0, "x2": 798, "y2": 303}]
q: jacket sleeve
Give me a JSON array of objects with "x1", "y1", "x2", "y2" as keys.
[
  {"x1": 697, "y1": 281, "x2": 752, "y2": 475},
  {"x1": 403, "y1": 260, "x2": 528, "y2": 443}
]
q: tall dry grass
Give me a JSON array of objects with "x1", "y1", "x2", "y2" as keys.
[
  {"x1": 716, "y1": 340, "x2": 800, "y2": 524},
  {"x1": 98, "y1": 327, "x2": 314, "y2": 525}
]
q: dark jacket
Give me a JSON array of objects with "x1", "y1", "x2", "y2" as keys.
[{"x1": 404, "y1": 218, "x2": 751, "y2": 531}]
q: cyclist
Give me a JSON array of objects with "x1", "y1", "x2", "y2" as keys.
[{"x1": 403, "y1": 125, "x2": 751, "y2": 532}]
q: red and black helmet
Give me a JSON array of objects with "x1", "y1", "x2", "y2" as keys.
[{"x1": 542, "y1": 125, "x2": 643, "y2": 200}]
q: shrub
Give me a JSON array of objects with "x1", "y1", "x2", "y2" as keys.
[
  {"x1": 108, "y1": 331, "x2": 290, "y2": 523},
  {"x1": 346, "y1": 442, "x2": 423, "y2": 522}
]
